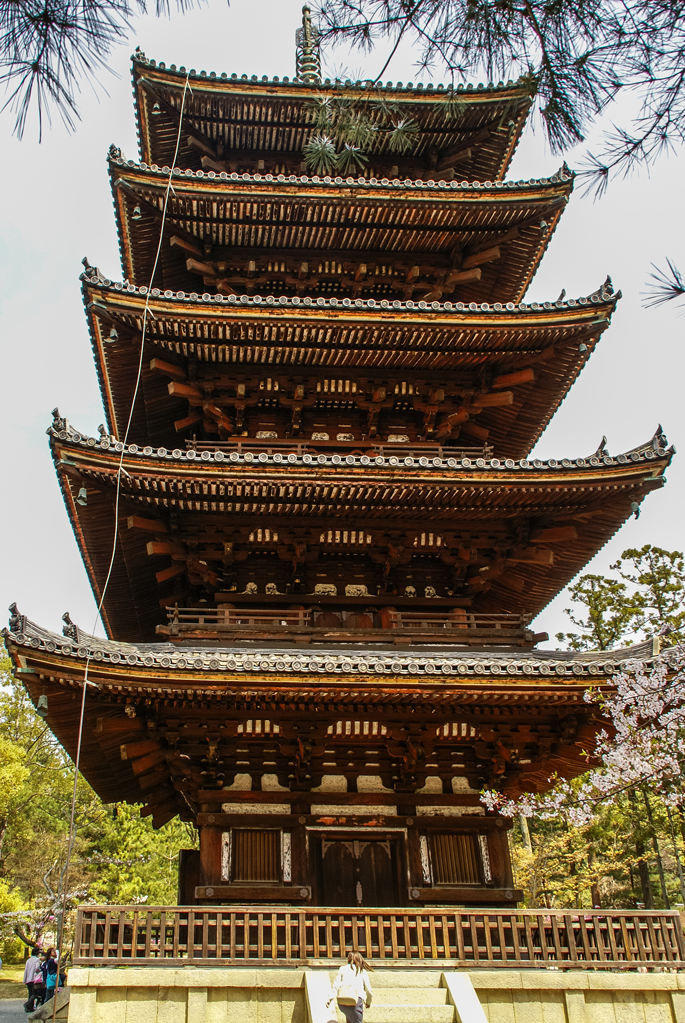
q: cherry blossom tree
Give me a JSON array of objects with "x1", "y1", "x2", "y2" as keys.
[{"x1": 483, "y1": 647, "x2": 685, "y2": 828}]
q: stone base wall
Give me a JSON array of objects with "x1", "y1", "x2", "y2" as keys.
[{"x1": 67, "y1": 966, "x2": 685, "y2": 1023}]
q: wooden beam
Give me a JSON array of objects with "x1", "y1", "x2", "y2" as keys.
[
  {"x1": 530, "y1": 526, "x2": 578, "y2": 542},
  {"x1": 492, "y1": 368, "x2": 535, "y2": 389},
  {"x1": 467, "y1": 225, "x2": 520, "y2": 256},
  {"x1": 186, "y1": 256, "x2": 217, "y2": 278},
  {"x1": 507, "y1": 547, "x2": 554, "y2": 566},
  {"x1": 130, "y1": 750, "x2": 168, "y2": 776},
  {"x1": 436, "y1": 147, "x2": 472, "y2": 170},
  {"x1": 149, "y1": 358, "x2": 187, "y2": 382},
  {"x1": 170, "y1": 235, "x2": 204, "y2": 259},
  {"x1": 120, "y1": 739, "x2": 162, "y2": 760},
  {"x1": 187, "y1": 134, "x2": 217, "y2": 158},
  {"x1": 138, "y1": 768, "x2": 170, "y2": 792},
  {"x1": 168, "y1": 380, "x2": 202, "y2": 400},
  {"x1": 156, "y1": 564, "x2": 186, "y2": 584},
  {"x1": 95, "y1": 716, "x2": 144, "y2": 737},
  {"x1": 462, "y1": 246, "x2": 501, "y2": 270},
  {"x1": 475, "y1": 390, "x2": 514, "y2": 407},
  {"x1": 127, "y1": 515, "x2": 169, "y2": 534},
  {"x1": 460, "y1": 421, "x2": 490, "y2": 441},
  {"x1": 443, "y1": 267, "x2": 482, "y2": 287},
  {"x1": 147, "y1": 540, "x2": 186, "y2": 557},
  {"x1": 174, "y1": 413, "x2": 203, "y2": 432}
]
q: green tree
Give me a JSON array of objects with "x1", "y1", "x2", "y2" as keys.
[
  {"x1": 555, "y1": 544, "x2": 685, "y2": 650},
  {"x1": 317, "y1": 0, "x2": 685, "y2": 191},
  {"x1": 510, "y1": 790, "x2": 685, "y2": 910},
  {"x1": 611, "y1": 545, "x2": 685, "y2": 643},
  {"x1": 555, "y1": 573, "x2": 637, "y2": 650},
  {"x1": 1, "y1": 0, "x2": 201, "y2": 138},
  {"x1": 83, "y1": 804, "x2": 196, "y2": 906},
  {"x1": 0, "y1": 644, "x2": 196, "y2": 950}
]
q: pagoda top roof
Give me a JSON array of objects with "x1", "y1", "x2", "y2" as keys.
[
  {"x1": 132, "y1": 49, "x2": 533, "y2": 103},
  {"x1": 48, "y1": 418, "x2": 671, "y2": 642},
  {"x1": 82, "y1": 270, "x2": 618, "y2": 458},
  {"x1": 132, "y1": 52, "x2": 532, "y2": 181},
  {"x1": 109, "y1": 154, "x2": 572, "y2": 303}
]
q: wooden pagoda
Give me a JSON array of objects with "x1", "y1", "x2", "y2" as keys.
[{"x1": 4, "y1": 19, "x2": 674, "y2": 911}]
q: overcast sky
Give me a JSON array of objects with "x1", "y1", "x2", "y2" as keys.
[{"x1": 0, "y1": 0, "x2": 682, "y2": 646}]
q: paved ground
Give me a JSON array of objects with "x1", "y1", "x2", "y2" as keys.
[{"x1": 0, "y1": 1001, "x2": 26, "y2": 1022}]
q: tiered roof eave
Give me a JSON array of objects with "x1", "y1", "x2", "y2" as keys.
[
  {"x1": 4, "y1": 609, "x2": 666, "y2": 696},
  {"x1": 131, "y1": 52, "x2": 534, "y2": 181},
  {"x1": 82, "y1": 269, "x2": 618, "y2": 458},
  {"x1": 48, "y1": 416, "x2": 672, "y2": 643},
  {"x1": 108, "y1": 155, "x2": 573, "y2": 303}
]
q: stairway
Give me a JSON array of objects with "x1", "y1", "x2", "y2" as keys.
[
  {"x1": 306, "y1": 968, "x2": 487, "y2": 1023},
  {"x1": 363, "y1": 970, "x2": 455, "y2": 1023}
]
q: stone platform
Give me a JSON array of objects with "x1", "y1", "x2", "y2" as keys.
[{"x1": 66, "y1": 966, "x2": 685, "y2": 1022}]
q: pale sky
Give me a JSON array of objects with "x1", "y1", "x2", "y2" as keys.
[{"x1": 0, "y1": 0, "x2": 682, "y2": 646}]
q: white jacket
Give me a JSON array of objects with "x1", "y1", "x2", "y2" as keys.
[{"x1": 332, "y1": 963, "x2": 373, "y2": 1005}]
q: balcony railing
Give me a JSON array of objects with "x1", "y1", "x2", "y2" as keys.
[
  {"x1": 74, "y1": 906, "x2": 685, "y2": 970},
  {"x1": 185, "y1": 437, "x2": 493, "y2": 460},
  {"x1": 156, "y1": 607, "x2": 545, "y2": 647}
]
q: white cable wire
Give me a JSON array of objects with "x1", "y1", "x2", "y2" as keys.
[{"x1": 52, "y1": 73, "x2": 192, "y2": 990}]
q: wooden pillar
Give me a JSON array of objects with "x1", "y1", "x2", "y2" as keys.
[
  {"x1": 199, "y1": 824, "x2": 222, "y2": 886},
  {"x1": 400, "y1": 805, "x2": 422, "y2": 902},
  {"x1": 487, "y1": 820, "x2": 514, "y2": 888},
  {"x1": 290, "y1": 801, "x2": 309, "y2": 899}
]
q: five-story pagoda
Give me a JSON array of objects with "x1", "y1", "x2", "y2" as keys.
[{"x1": 5, "y1": 10, "x2": 672, "y2": 910}]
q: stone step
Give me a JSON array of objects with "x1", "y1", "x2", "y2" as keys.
[
  {"x1": 357, "y1": 1006, "x2": 455, "y2": 1023},
  {"x1": 372, "y1": 988, "x2": 449, "y2": 1005},
  {"x1": 365, "y1": 970, "x2": 445, "y2": 988}
]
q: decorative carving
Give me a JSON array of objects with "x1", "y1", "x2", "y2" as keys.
[
  {"x1": 8, "y1": 603, "x2": 26, "y2": 634},
  {"x1": 61, "y1": 612, "x2": 81, "y2": 643},
  {"x1": 50, "y1": 408, "x2": 66, "y2": 434}
]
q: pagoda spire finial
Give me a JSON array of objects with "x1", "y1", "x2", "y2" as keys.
[{"x1": 296, "y1": 5, "x2": 322, "y2": 83}]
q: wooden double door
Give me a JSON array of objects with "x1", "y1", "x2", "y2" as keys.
[{"x1": 317, "y1": 835, "x2": 402, "y2": 907}]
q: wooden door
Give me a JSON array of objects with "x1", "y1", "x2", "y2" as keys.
[
  {"x1": 321, "y1": 839, "x2": 357, "y2": 906},
  {"x1": 320, "y1": 837, "x2": 399, "y2": 907}
]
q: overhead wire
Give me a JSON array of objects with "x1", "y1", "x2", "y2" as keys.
[{"x1": 51, "y1": 73, "x2": 191, "y2": 1003}]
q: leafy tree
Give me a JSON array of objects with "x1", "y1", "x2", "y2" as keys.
[
  {"x1": 555, "y1": 573, "x2": 637, "y2": 650},
  {"x1": 556, "y1": 544, "x2": 685, "y2": 650},
  {"x1": 0, "y1": 0, "x2": 201, "y2": 138},
  {"x1": 316, "y1": 0, "x2": 685, "y2": 192},
  {"x1": 611, "y1": 545, "x2": 685, "y2": 643},
  {"x1": 83, "y1": 803, "x2": 196, "y2": 905},
  {"x1": 510, "y1": 791, "x2": 685, "y2": 909},
  {"x1": 484, "y1": 650, "x2": 685, "y2": 830},
  {"x1": 0, "y1": 645, "x2": 197, "y2": 951}
]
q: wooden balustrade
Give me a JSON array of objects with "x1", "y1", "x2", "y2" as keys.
[
  {"x1": 185, "y1": 437, "x2": 493, "y2": 459},
  {"x1": 157, "y1": 607, "x2": 540, "y2": 645},
  {"x1": 74, "y1": 906, "x2": 685, "y2": 970}
]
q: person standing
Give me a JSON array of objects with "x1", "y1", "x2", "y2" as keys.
[
  {"x1": 329, "y1": 951, "x2": 373, "y2": 1023},
  {"x1": 23, "y1": 947, "x2": 42, "y2": 1014},
  {"x1": 41, "y1": 948, "x2": 58, "y2": 1003}
]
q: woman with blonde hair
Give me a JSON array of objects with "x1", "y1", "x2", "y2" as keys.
[{"x1": 328, "y1": 951, "x2": 373, "y2": 1022}]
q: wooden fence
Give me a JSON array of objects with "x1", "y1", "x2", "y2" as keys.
[
  {"x1": 74, "y1": 906, "x2": 685, "y2": 970},
  {"x1": 157, "y1": 606, "x2": 538, "y2": 646}
]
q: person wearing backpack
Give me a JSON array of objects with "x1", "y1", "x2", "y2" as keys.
[{"x1": 328, "y1": 951, "x2": 373, "y2": 1022}]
